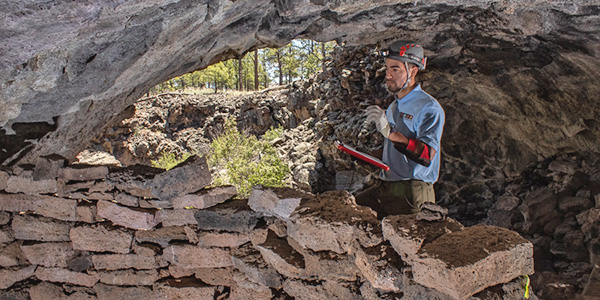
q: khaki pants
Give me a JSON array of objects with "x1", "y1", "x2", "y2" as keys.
[{"x1": 354, "y1": 180, "x2": 435, "y2": 219}]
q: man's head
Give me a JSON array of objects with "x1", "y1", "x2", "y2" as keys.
[{"x1": 381, "y1": 41, "x2": 427, "y2": 94}]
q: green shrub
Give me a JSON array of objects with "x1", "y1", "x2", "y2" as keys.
[
  {"x1": 262, "y1": 125, "x2": 284, "y2": 142},
  {"x1": 151, "y1": 151, "x2": 192, "y2": 170},
  {"x1": 209, "y1": 118, "x2": 289, "y2": 197}
]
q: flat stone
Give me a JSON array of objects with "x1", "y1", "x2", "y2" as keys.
[
  {"x1": 412, "y1": 224, "x2": 534, "y2": 299},
  {"x1": 0, "y1": 193, "x2": 77, "y2": 221},
  {"x1": 255, "y1": 230, "x2": 306, "y2": 278},
  {"x1": 149, "y1": 155, "x2": 211, "y2": 201},
  {"x1": 92, "y1": 254, "x2": 158, "y2": 270},
  {"x1": 283, "y1": 279, "x2": 329, "y2": 300},
  {"x1": 322, "y1": 279, "x2": 364, "y2": 300},
  {"x1": 33, "y1": 157, "x2": 67, "y2": 181},
  {"x1": 6, "y1": 176, "x2": 59, "y2": 195},
  {"x1": 0, "y1": 170, "x2": 10, "y2": 191},
  {"x1": 156, "y1": 285, "x2": 215, "y2": 300},
  {"x1": 173, "y1": 185, "x2": 237, "y2": 209},
  {"x1": 89, "y1": 181, "x2": 113, "y2": 193},
  {"x1": 194, "y1": 199, "x2": 261, "y2": 232},
  {"x1": 98, "y1": 269, "x2": 158, "y2": 286},
  {"x1": 350, "y1": 242, "x2": 404, "y2": 292},
  {"x1": 11, "y1": 214, "x2": 71, "y2": 241},
  {"x1": 93, "y1": 283, "x2": 157, "y2": 300},
  {"x1": 29, "y1": 282, "x2": 66, "y2": 300},
  {"x1": 67, "y1": 252, "x2": 93, "y2": 272},
  {"x1": 194, "y1": 267, "x2": 236, "y2": 286},
  {"x1": 85, "y1": 192, "x2": 114, "y2": 201},
  {"x1": 139, "y1": 199, "x2": 172, "y2": 209},
  {"x1": 21, "y1": 242, "x2": 75, "y2": 268},
  {"x1": 382, "y1": 214, "x2": 464, "y2": 262},
  {"x1": 287, "y1": 190, "x2": 382, "y2": 254},
  {"x1": 96, "y1": 200, "x2": 159, "y2": 230},
  {"x1": 105, "y1": 165, "x2": 162, "y2": 198},
  {"x1": 0, "y1": 242, "x2": 28, "y2": 267},
  {"x1": 135, "y1": 226, "x2": 189, "y2": 247},
  {"x1": 518, "y1": 187, "x2": 558, "y2": 234},
  {"x1": 0, "y1": 211, "x2": 10, "y2": 225},
  {"x1": 114, "y1": 193, "x2": 139, "y2": 207},
  {"x1": 248, "y1": 186, "x2": 311, "y2": 220},
  {"x1": 231, "y1": 243, "x2": 282, "y2": 288},
  {"x1": 76, "y1": 205, "x2": 98, "y2": 223},
  {"x1": 59, "y1": 166, "x2": 109, "y2": 181},
  {"x1": 60, "y1": 181, "x2": 95, "y2": 195},
  {"x1": 0, "y1": 228, "x2": 13, "y2": 244},
  {"x1": 302, "y1": 246, "x2": 361, "y2": 281},
  {"x1": 162, "y1": 245, "x2": 233, "y2": 269},
  {"x1": 35, "y1": 267, "x2": 99, "y2": 287},
  {"x1": 229, "y1": 283, "x2": 273, "y2": 300},
  {"x1": 159, "y1": 209, "x2": 197, "y2": 227},
  {"x1": 197, "y1": 231, "x2": 251, "y2": 248},
  {"x1": 70, "y1": 225, "x2": 133, "y2": 254},
  {"x1": 558, "y1": 196, "x2": 593, "y2": 212},
  {"x1": 0, "y1": 265, "x2": 36, "y2": 289}
]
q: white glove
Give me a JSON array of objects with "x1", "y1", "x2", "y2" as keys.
[{"x1": 365, "y1": 105, "x2": 390, "y2": 139}]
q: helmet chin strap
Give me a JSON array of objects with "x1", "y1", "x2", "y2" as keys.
[{"x1": 400, "y1": 61, "x2": 411, "y2": 91}]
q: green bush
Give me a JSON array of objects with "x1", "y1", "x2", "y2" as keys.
[
  {"x1": 151, "y1": 152, "x2": 192, "y2": 170},
  {"x1": 262, "y1": 125, "x2": 284, "y2": 142},
  {"x1": 209, "y1": 118, "x2": 289, "y2": 197}
]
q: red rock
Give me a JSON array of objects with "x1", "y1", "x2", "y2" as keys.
[
  {"x1": 172, "y1": 185, "x2": 236, "y2": 209},
  {"x1": 98, "y1": 269, "x2": 158, "y2": 286},
  {"x1": 0, "y1": 194, "x2": 77, "y2": 221},
  {"x1": 11, "y1": 214, "x2": 71, "y2": 241},
  {"x1": 21, "y1": 242, "x2": 74, "y2": 268},
  {"x1": 59, "y1": 166, "x2": 109, "y2": 181},
  {"x1": 0, "y1": 265, "x2": 36, "y2": 289},
  {"x1": 162, "y1": 245, "x2": 232, "y2": 269},
  {"x1": 35, "y1": 267, "x2": 99, "y2": 287},
  {"x1": 92, "y1": 254, "x2": 158, "y2": 270},
  {"x1": 6, "y1": 176, "x2": 58, "y2": 195}
]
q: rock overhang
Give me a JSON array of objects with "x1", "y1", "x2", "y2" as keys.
[{"x1": 1, "y1": 0, "x2": 599, "y2": 166}]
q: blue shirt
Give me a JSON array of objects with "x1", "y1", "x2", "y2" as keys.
[{"x1": 380, "y1": 84, "x2": 445, "y2": 183}]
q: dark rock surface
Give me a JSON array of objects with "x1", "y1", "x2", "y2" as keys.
[{"x1": 1, "y1": 0, "x2": 599, "y2": 168}]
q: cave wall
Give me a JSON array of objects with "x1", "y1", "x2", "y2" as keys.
[{"x1": 1, "y1": 0, "x2": 599, "y2": 167}]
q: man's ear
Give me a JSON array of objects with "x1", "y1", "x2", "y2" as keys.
[{"x1": 410, "y1": 67, "x2": 418, "y2": 80}]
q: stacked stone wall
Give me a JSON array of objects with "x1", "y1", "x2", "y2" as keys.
[{"x1": 1, "y1": 157, "x2": 534, "y2": 299}]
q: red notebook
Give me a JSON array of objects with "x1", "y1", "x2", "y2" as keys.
[{"x1": 335, "y1": 140, "x2": 390, "y2": 171}]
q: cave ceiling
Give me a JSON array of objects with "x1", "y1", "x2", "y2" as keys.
[{"x1": 1, "y1": 0, "x2": 599, "y2": 166}]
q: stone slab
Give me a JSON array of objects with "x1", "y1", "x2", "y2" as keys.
[
  {"x1": 12, "y1": 214, "x2": 71, "y2": 241},
  {"x1": 0, "y1": 228, "x2": 13, "y2": 244},
  {"x1": 35, "y1": 267, "x2": 99, "y2": 287},
  {"x1": 287, "y1": 191, "x2": 382, "y2": 254},
  {"x1": 412, "y1": 224, "x2": 534, "y2": 299},
  {"x1": 0, "y1": 265, "x2": 36, "y2": 289},
  {"x1": 70, "y1": 225, "x2": 133, "y2": 254},
  {"x1": 98, "y1": 269, "x2": 158, "y2": 286},
  {"x1": 173, "y1": 185, "x2": 237, "y2": 209},
  {"x1": 114, "y1": 193, "x2": 139, "y2": 207},
  {"x1": 197, "y1": 231, "x2": 250, "y2": 248},
  {"x1": 248, "y1": 186, "x2": 310, "y2": 220},
  {"x1": 21, "y1": 242, "x2": 75, "y2": 268},
  {"x1": 255, "y1": 230, "x2": 306, "y2": 278},
  {"x1": 0, "y1": 211, "x2": 10, "y2": 225},
  {"x1": 96, "y1": 200, "x2": 159, "y2": 230},
  {"x1": 76, "y1": 205, "x2": 98, "y2": 223},
  {"x1": 0, "y1": 242, "x2": 27, "y2": 267},
  {"x1": 159, "y1": 209, "x2": 197, "y2": 227},
  {"x1": 149, "y1": 155, "x2": 211, "y2": 201},
  {"x1": 59, "y1": 166, "x2": 109, "y2": 181},
  {"x1": 231, "y1": 243, "x2": 282, "y2": 288},
  {"x1": 162, "y1": 245, "x2": 233, "y2": 269},
  {"x1": 351, "y1": 241, "x2": 404, "y2": 292},
  {"x1": 0, "y1": 193, "x2": 77, "y2": 221},
  {"x1": 194, "y1": 267, "x2": 237, "y2": 286},
  {"x1": 156, "y1": 285, "x2": 215, "y2": 300},
  {"x1": 6, "y1": 176, "x2": 59, "y2": 195},
  {"x1": 134, "y1": 226, "x2": 190, "y2": 247},
  {"x1": 194, "y1": 199, "x2": 261, "y2": 232},
  {"x1": 0, "y1": 170, "x2": 9, "y2": 191},
  {"x1": 283, "y1": 279, "x2": 329, "y2": 300},
  {"x1": 93, "y1": 283, "x2": 157, "y2": 300},
  {"x1": 382, "y1": 214, "x2": 464, "y2": 262},
  {"x1": 92, "y1": 254, "x2": 159, "y2": 270}
]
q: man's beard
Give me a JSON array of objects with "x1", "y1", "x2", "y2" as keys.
[{"x1": 386, "y1": 80, "x2": 402, "y2": 94}]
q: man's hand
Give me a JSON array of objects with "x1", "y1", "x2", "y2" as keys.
[{"x1": 366, "y1": 105, "x2": 390, "y2": 139}]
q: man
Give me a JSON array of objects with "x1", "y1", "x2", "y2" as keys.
[{"x1": 355, "y1": 40, "x2": 445, "y2": 218}]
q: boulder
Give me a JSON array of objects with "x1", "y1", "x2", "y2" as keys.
[{"x1": 411, "y1": 224, "x2": 534, "y2": 299}]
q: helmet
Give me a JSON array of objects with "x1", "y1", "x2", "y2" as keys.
[{"x1": 381, "y1": 41, "x2": 427, "y2": 70}]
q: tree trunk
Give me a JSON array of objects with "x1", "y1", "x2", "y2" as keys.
[
  {"x1": 277, "y1": 50, "x2": 283, "y2": 85},
  {"x1": 238, "y1": 58, "x2": 243, "y2": 91},
  {"x1": 254, "y1": 50, "x2": 259, "y2": 90}
]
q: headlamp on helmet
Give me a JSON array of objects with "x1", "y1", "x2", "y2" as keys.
[{"x1": 380, "y1": 41, "x2": 427, "y2": 70}]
